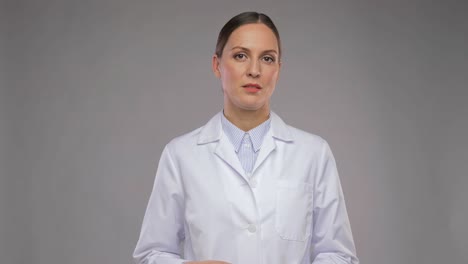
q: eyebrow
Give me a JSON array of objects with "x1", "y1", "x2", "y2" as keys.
[{"x1": 231, "y1": 46, "x2": 278, "y2": 55}]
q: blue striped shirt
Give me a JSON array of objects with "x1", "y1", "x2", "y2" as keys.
[{"x1": 221, "y1": 112, "x2": 271, "y2": 174}]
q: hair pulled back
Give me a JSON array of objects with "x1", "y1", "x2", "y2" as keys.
[{"x1": 215, "y1": 12, "x2": 281, "y2": 59}]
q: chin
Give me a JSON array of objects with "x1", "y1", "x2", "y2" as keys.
[
  {"x1": 239, "y1": 103, "x2": 267, "y2": 112},
  {"x1": 226, "y1": 96, "x2": 268, "y2": 112}
]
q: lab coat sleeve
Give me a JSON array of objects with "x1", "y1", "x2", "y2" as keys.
[
  {"x1": 133, "y1": 145, "x2": 187, "y2": 264},
  {"x1": 311, "y1": 141, "x2": 359, "y2": 264}
]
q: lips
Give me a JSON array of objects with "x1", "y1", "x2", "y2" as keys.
[{"x1": 242, "y1": 83, "x2": 262, "y2": 89}]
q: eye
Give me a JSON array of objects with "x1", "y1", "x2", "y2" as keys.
[
  {"x1": 262, "y1": 55, "x2": 275, "y2": 63},
  {"x1": 233, "y1": 53, "x2": 247, "y2": 61}
]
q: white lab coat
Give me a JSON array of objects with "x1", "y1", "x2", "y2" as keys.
[{"x1": 133, "y1": 111, "x2": 359, "y2": 264}]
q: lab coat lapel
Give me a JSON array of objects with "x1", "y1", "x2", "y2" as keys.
[
  {"x1": 252, "y1": 131, "x2": 276, "y2": 173},
  {"x1": 214, "y1": 135, "x2": 246, "y2": 178},
  {"x1": 253, "y1": 112, "x2": 294, "y2": 173},
  {"x1": 197, "y1": 112, "x2": 246, "y2": 178},
  {"x1": 198, "y1": 111, "x2": 293, "y2": 179}
]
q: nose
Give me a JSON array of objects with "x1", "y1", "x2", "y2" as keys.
[{"x1": 247, "y1": 60, "x2": 261, "y2": 78}]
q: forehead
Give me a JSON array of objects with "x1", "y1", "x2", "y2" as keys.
[{"x1": 224, "y1": 23, "x2": 279, "y2": 52}]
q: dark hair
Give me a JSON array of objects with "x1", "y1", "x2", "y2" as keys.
[{"x1": 215, "y1": 11, "x2": 281, "y2": 59}]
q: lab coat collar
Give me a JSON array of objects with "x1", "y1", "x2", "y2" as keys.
[
  {"x1": 198, "y1": 111, "x2": 293, "y2": 178},
  {"x1": 270, "y1": 111, "x2": 294, "y2": 142},
  {"x1": 197, "y1": 111, "x2": 294, "y2": 145}
]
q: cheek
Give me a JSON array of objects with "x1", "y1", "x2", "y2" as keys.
[
  {"x1": 222, "y1": 63, "x2": 242, "y2": 82},
  {"x1": 264, "y1": 69, "x2": 279, "y2": 85}
]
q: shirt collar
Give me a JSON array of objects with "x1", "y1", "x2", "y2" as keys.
[
  {"x1": 197, "y1": 111, "x2": 293, "y2": 145},
  {"x1": 221, "y1": 112, "x2": 271, "y2": 153}
]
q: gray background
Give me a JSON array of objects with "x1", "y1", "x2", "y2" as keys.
[{"x1": 1, "y1": 0, "x2": 467, "y2": 264}]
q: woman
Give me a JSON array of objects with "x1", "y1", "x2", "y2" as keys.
[{"x1": 133, "y1": 12, "x2": 359, "y2": 264}]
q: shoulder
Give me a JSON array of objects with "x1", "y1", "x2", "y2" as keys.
[
  {"x1": 165, "y1": 126, "x2": 203, "y2": 153},
  {"x1": 164, "y1": 112, "x2": 222, "y2": 154},
  {"x1": 272, "y1": 111, "x2": 329, "y2": 151},
  {"x1": 289, "y1": 125, "x2": 333, "y2": 158},
  {"x1": 289, "y1": 125, "x2": 327, "y2": 146}
]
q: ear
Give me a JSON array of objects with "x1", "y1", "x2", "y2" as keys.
[
  {"x1": 276, "y1": 60, "x2": 282, "y2": 82},
  {"x1": 212, "y1": 54, "x2": 221, "y2": 78}
]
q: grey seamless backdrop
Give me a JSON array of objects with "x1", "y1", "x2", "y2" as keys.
[{"x1": 1, "y1": 0, "x2": 467, "y2": 264}]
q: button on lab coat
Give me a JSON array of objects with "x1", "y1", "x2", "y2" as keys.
[{"x1": 133, "y1": 112, "x2": 359, "y2": 264}]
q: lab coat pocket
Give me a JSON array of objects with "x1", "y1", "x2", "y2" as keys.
[{"x1": 275, "y1": 180, "x2": 313, "y2": 242}]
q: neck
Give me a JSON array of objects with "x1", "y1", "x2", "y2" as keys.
[{"x1": 223, "y1": 106, "x2": 270, "y2": 132}]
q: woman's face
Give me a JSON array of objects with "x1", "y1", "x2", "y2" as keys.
[{"x1": 212, "y1": 23, "x2": 281, "y2": 114}]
